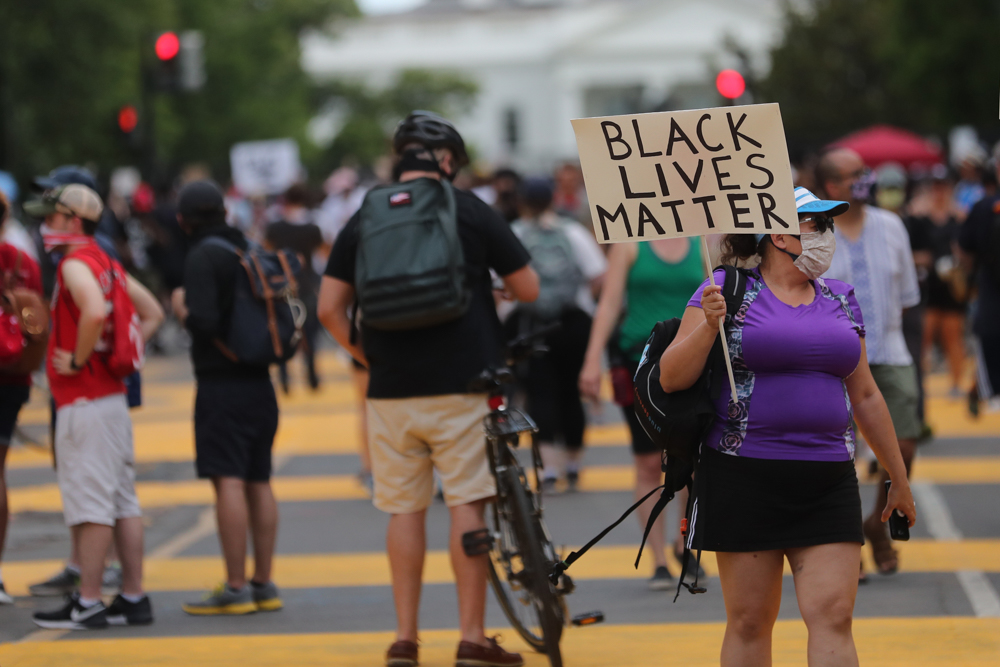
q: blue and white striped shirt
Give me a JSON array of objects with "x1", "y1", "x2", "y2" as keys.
[{"x1": 823, "y1": 206, "x2": 920, "y2": 366}]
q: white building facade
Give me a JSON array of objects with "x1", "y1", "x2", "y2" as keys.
[{"x1": 303, "y1": 0, "x2": 787, "y2": 172}]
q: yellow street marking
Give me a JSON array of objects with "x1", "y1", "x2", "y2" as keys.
[
  {"x1": 5, "y1": 540, "x2": 1000, "y2": 597},
  {"x1": 9, "y1": 475, "x2": 370, "y2": 514},
  {"x1": 10, "y1": 455, "x2": 1000, "y2": 513},
  {"x1": 0, "y1": 618, "x2": 998, "y2": 666},
  {"x1": 576, "y1": 457, "x2": 1000, "y2": 489},
  {"x1": 7, "y1": 411, "x2": 364, "y2": 470}
]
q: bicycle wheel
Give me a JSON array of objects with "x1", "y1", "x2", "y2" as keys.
[{"x1": 487, "y1": 465, "x2": 564, "y2": 667}]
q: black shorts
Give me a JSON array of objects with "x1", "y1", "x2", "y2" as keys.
[
  {"x1": 194, "y1": 378, "x2": 279, "y2": 482},
  {"x1": 623, "y1": 403, "x2": 659, "y2": 455},
  {"x1": 691, "y1": 446, "x2": 863, "y2": 552},
  {"x1": 0, "y1": 384, "x2": 30, "y2": 446}
]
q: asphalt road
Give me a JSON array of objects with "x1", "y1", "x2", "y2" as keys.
[{"x1": 1, "y1": 348, "x2": 999, "y2": 666}]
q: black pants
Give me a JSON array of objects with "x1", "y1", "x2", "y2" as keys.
[
  {"x1": 507, "y1": 308, "x2": 591, "y2": 450},
  {"x1": 278, "y1": 294, "x2": 320, "y2": 389},
  {"x1": 978, "y1": 334, "x2": 1000, "y2": 398}
]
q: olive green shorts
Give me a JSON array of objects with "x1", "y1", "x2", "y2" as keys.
[{"x1": 869, "y1": 363, "x2": 921, "y2": 441}]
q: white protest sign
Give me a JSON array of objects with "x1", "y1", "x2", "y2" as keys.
[
  {"x1": 572, "y1": 103, "x2": 798, "y2": 243},
  {"x1": 230, "y1": 139, "x2": 302, "y2": 196}
]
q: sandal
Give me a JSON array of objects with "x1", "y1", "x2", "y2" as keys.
[{"x1": 863, "y1": 514, "x2": 898, "y2": 575}]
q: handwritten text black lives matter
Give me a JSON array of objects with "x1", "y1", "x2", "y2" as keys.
[{"x1": 582, "y1": 108, "x2": 794, "y2": 242}]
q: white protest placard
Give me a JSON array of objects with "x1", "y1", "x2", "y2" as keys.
[
  {"x1": 572, "y1": 103, "x2": 798, "y2": 243},
  {"x1": 230, "y1": 138, "x2": 302, "y2": 197}
]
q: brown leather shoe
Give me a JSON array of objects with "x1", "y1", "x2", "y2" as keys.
[
  {"x1": 455, "y1": 637, "x2": 524, "y2": 667},
  {"x1": 386, "y1": 639, "x2": 418, "y2": 667}
]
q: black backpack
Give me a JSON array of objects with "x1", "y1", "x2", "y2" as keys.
[
  {"x1": 354, "y1": 177, "x2": 470, "y2": 331},
  {"x1": 550, "y1": 265, "x2": 750, "y2": 599},
  {"x1": 202, "y1": 237, "x2": 306, "y2": 366}
]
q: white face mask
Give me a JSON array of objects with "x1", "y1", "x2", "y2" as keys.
[{"x1": 792, "y1": 229, "x2": 837, "y2": 280}]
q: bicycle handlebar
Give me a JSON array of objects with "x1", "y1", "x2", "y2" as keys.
[
  {"x1": 505, "y1": 321, "x2": 560, "y2": 366},
  {"x1": 466, "y1": 322, "x2": 561, "y2": 394}
]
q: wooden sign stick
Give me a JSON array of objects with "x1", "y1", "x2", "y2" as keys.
[{"x1": 700, "y1": 236, "x2": 738, "y2": 402}]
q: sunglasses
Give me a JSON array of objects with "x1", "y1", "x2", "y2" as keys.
[
  {"x1": 789, "y1": 215, "x2": 835, "y2": 239},
  {"x1": 798, "y1": 215, "x2": 835, "y2": 232}
]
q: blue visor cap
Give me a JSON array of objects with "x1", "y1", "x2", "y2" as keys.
[
  {"x1": 755, "y1": 187, "x2": 849, "y2": 242},
  {"x1": 794, "y1": 186, "x2": 849, "y2": 217}
]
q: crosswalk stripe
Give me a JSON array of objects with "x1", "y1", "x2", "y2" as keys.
[
  {"x1": 9, "y1": 456, "x2": 1000, "y2": 513},
  {"x1": 6, "y1": 539, "x2": 1000, "y2": 597},
  {"x1": 1, "y1": 618, "x2": 998, "y2": 666}
]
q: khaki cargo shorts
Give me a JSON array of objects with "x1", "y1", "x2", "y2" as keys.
[
  {"x1": 367, "y1": 393, "x2": 495, "y2": 514},
  {"x1": 55, "y1": 394, "x2": 141, "y2": 527},
  {"x1": 869, "y1": 363, "x2": 921, "y2": 441}
]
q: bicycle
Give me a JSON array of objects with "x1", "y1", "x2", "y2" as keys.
[{"x1": 467, "y1": 325, "x2": 573, "y2": 667}]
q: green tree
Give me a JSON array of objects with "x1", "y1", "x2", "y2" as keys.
[
  {"x1": 760, "y1": 0, "x2": 1000, "y2": 149},
  {"x1": 319, "y1": 69, "x2": 479, "y2": 171},
  {"x1": 759, "y1": 0, "x2": 894, "y2": 149},
  {"x1": 881, "y1": 0, "x2": 1000, "y2": 134},
  {"x1": 0, "y1": 0, "x2": 357, "y2": 189}
]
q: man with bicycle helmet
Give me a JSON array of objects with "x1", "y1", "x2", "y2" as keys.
[{"x1": 319, "y1": 111, "x2": 539, "y2": 667}]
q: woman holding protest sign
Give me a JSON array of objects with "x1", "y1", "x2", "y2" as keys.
[
  {"x1": 659, "y1": 188, "x2": 916, "y2": 666},
  {"x1": 579, "y1": 236, "x2": 705, "y2": 590}
]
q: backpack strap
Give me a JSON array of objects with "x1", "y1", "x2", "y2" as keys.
[
  {"x1": 720, "y1": 264, "x2": 748, "y2": 314},
  {"x1": 549, "y1": 481, "x2": 665, "y2": 585},
  {"x1": 198, "y1": 235, "x2": 246, "y2": 362},
  {"x1": 674, "y1": 465, "x2": 708, "y2": 601},
  {"x1": 200, "y1": 235, "x2": 242, "y2": 256}
]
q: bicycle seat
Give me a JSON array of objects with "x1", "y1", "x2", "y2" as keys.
[
  {"x1": 467, "y1": 367, "x2": 516, "y2": 393},
  {"x1": 484, "y1": 406, "x2": 538, "y2": 438}
]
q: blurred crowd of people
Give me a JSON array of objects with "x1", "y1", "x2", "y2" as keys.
[{"x1": 795, "y1": 144, "x2": 1000, "y2": 422}]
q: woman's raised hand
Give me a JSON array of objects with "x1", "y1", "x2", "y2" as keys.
[{"x1": 701, "y1": 284, "x2": 726, "y2": 331}]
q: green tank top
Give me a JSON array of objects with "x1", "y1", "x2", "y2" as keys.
[{"x1": 619, "y1": 240, "x2": 705, "y2": 356}]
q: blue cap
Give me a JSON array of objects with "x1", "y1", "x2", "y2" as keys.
[
  {"x1": 755, "y1": 187, "x2": 849, "y2": 242},
  {"x1": 32, "y1": 165, "x2": 98, "y2": 193},
  {"x1": 794, "y1": 186, "x2": 849, "y2": 216}
]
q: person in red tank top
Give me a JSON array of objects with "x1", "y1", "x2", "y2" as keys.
[
  {"x1": 0, "y1": 190, "x2": 44, "y2": 605},
  {"x1": 26, "y1": 184, "x2": 163, "y2": 630}
]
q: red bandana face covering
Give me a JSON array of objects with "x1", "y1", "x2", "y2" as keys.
[{"x1": 40, "y1": 224, "x2": 93, "y2": 253}]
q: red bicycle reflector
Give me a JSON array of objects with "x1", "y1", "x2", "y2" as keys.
[
  {"x1": 488, "y1": 396, "x2": 505, "y2": 410},
  {"x1": 118, "y1": 106, "x2": 138, "y2": 133},
  {"x1": 155, "y1": 32, "x2": 181, "y2": 60},
  {"x1": 716, "y1": 69, "x2": 745, "y2": 99}
]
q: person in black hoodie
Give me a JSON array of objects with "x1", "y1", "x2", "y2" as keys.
[{"x1": 170, "y1": 180, "x2": 282, "y2": 616}]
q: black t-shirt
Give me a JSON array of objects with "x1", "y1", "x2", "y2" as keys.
[
  {"x1": 906, "y1": 214, "x2": 965, "y2": 311},
  {"x1": 325, "y1": 185, "x2": 531, "y2": 398},
  {"x1": 183, "y1": 225, "x2": 270, "y2": 381},
  {"x1": 959, "y1": 195, "x2": 1000, "y2": 337}
]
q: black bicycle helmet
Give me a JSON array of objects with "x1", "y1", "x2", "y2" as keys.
[{"x1": 393, "y1": 111, "x2": 470, "y2": 168}]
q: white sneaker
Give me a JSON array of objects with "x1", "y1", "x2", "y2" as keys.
[{"x1": 0, "y1": 583, "x2": 14, "y2": 605}]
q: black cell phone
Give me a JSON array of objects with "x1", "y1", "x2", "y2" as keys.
[{"x1": 885, "y1": 480, "x2": 910, "y2": 541}]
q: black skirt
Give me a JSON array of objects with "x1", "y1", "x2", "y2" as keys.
[{"x1": 691, "y1": 446, "x2": 864, "y2": 553}]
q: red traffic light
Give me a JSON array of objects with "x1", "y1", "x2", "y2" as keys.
[
  {"x1": 716, "y1": 69, "x2": 746, "y2": 100},
  {"x1": 118, "y1": 105, "x2": 138, "y2": 133},
  {"x1": 155, "y1": 32, "x2": 180, "y2": 60}
]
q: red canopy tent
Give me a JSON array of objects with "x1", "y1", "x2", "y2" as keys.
[{"x1": 827, "y1": 125, "x2": 943, "y2": 169}]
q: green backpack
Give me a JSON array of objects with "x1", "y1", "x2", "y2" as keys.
[
  {"x1": 354, "y1": 177, "x2": 470, "y2": 330},
  {"x1": 514, "y1": 218, "x2": 583, "y2": 322}
]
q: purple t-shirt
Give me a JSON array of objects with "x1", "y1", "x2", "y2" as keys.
[{"x1": 686, "y1": 268, "x2": 865, "y2": 462}]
